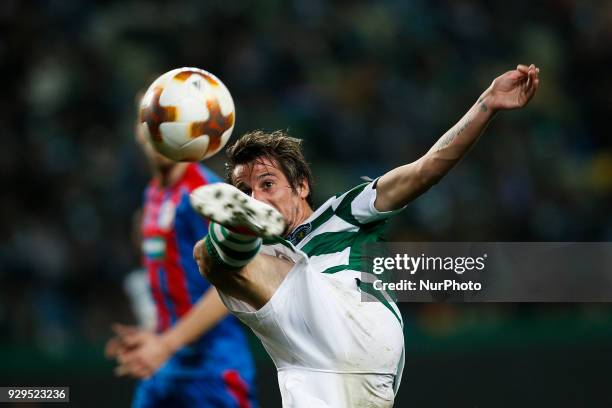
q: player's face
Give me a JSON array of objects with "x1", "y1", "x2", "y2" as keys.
[{"x1": 232, "y1": 157, "x2": 310, "y2": 234}]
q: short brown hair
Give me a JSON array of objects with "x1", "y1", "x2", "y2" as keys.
[{"x1": 225, "y1": 130, "x2": 314, "y2": 208}]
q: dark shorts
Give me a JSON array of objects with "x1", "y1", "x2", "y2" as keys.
[{"x1": 132, "y1": 369, "x2": 256, "y2": 408}]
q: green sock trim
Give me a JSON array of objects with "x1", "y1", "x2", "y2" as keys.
[
  {"x1": 210, "y1": 223, "x2": 261, "y2": 252},
  {"x1": 210, "y1": 227, "x2": 260, "y2": 261},
  {"x1": 206, "y1": 222, "x2": 261, "y2": 268},
  {"x1": 204, "y1": 235, "x2": 226, "y2": 267}
]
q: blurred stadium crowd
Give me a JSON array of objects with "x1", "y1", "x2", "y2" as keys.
[{"x1": 1, "y1": 0, "x2": 612, "y2": 395}]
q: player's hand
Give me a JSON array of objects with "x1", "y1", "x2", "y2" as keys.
[
  {"x1": 486, "y1": 64, "x2": 540, "y2": 111},
  {"x1": 105, "y1": 323, "x2": 141, "y2": 358},
  {"x1": 105, "y1": 336, "x2": 128, "y2": 359},
  {"x1": 111, "y1": 324, "x2": 173, "y2": 379}
]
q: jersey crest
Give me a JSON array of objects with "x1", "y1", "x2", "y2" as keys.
[{"x1": 287, "y1": 223, "x2": 312, "y2": 246}]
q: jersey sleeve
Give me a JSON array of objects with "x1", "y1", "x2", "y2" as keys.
[{"x1": 332, "y1": 179, "x2": 405, "y2": 226}]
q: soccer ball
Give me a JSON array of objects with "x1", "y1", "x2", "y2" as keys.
[{"x1": 139, "y1": 67, "x2": 235, "y2": 161}]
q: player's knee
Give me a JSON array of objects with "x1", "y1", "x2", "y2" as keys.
[{"x1": 193, "y1": 239, "x2": 211, "y2": 279}]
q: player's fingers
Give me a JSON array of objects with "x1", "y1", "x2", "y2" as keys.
[
  {"x1": 117, "y1": 350, "x2": 146, "y2": 370},
  {"x1": 105, "y1": 337, "x2": 126, "y2": 358},
  {"x1": 499, "y1": 70, "x2": 523, "y2": 86},
  {"x1": 121, "y1": 332, "x2": 147, "y2": 348},
  {"x1": 117, "y1": 351, "x2": 132, "y2": 365},
  {"x1": 139, "y1": 362, "x2": 155, "y2": 378},
  {"x1": 524, "y1": 74, "x2": 539, "y2": 102},
  {"x1": 125, "y1": 352, "x2": 152, "y2": 370},
  {"x1": 114, "y1": 364, "x2": 129, "y2": 377},
  {"x1": 529, "y1": 67, "x2": 538, "y2": 88},
  {"x1": 526, "y1": 70, "x2": 532, "y2": 89},
  {"x1": 132, "y1": 365, "x2": 152, "y2": 379},
  {"x1": 526, "y1": 64, "x2": 538, "y2": 87},
  {"x1": 114, "y1": 361, "x2": 148, "y2": 378},
  {"x1": 113, "y1": 324, "x2": 147, "y2": 346},
  {"x1": 517, "y1": 64, "x2": 530, "y2": 73},
  {"x1": 128, "y1": 359, "x2": 151, "y2": 379},
  {"x1": 114, "y1": 363, "x2": 143, "y2": 377},
  {"x1": 105, "y1": 337, "x2": 117, "y2": 358},
  {"x1": 112, "y1": 323, "x2": 138, "y2": 337}
]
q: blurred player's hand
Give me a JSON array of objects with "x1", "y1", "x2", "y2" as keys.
[
  {"x1": 105, "y1": 324, "x2": 140, "y2": 358},
  {"x1": 486, "y1": 63, "x2": 540, "y2": 110},
  {"x1": 108, "y1": 323, "x2": 174, "y2": 379},
  {"x1": 105, "y1": 336, "x2": 129, "y2": 359}
]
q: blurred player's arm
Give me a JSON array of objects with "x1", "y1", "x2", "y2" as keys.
[
  {"x1": 109, "y1": 287, "x2": 228, "y2": 379},
  {"x1": 160, "y1": 286, "x2": 228, "y2": 352},
  {"x1": 375, "y1": 64, "x2": 540, "y2": 212}
]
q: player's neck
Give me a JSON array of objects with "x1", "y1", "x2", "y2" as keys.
[
  {"x1": 155, "y1": 162, "x2": 189, "y2": 187},
  {"x1": 286, "y1": 203, "x2": 314, "y2": 235}
]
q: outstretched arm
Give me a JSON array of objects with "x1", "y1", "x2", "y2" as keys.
[{"x1": 375, "y1": 64, "x2": 540, "y2": 212}]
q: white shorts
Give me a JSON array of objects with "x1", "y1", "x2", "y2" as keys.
[{"x1": 278, "y1": 368, "x2": 395, "y2": 408}]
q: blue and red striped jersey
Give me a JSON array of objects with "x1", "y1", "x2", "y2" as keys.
[{"x1": 141, "y1": 163, "x2": 254, "y2": 378}]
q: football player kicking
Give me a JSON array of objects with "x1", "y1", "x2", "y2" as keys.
[{"x1": 191, "y1": 64, "x2": 540, "y2": 407}]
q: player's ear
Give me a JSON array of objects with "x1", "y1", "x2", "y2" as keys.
[{"x1": 297, "y1": 178, "x2": 309, "y2": 199}]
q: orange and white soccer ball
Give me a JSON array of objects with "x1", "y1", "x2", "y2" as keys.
[{"x1": 139, "y1": 67, "x2": 235, "y2": 161}]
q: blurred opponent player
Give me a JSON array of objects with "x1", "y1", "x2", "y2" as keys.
[
  {"x1": 191, "y1": 64, "x2": 540, "y2": 407},
  {"x1": 105, "y1": 115, "x2": 257, "y2": 408}
]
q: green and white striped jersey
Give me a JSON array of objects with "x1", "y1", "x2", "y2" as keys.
[
  {"x1": 267, "y1": 180, "x2": 404, "y2": 324},
  {"x1": 288, "y1": 180, "x2": 402, "y2": 272}
]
